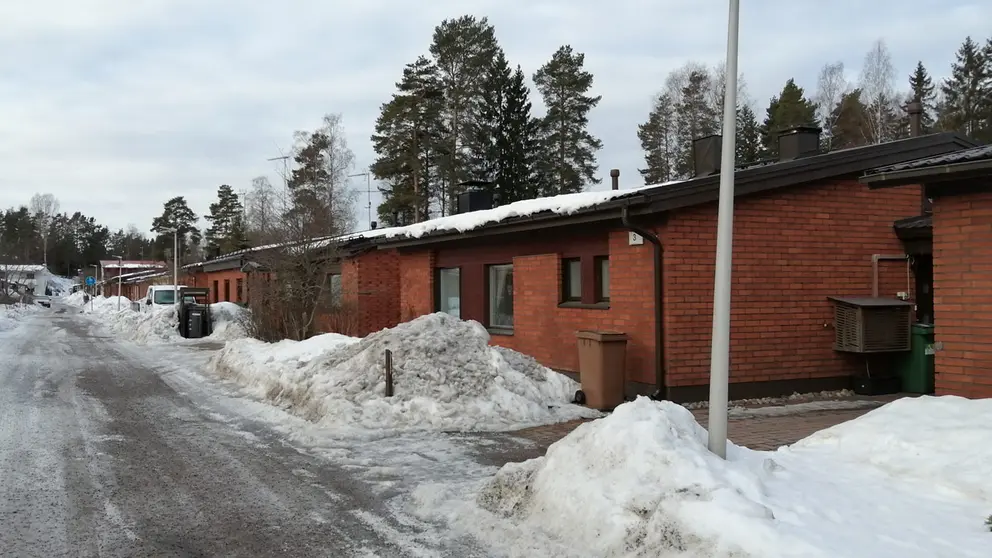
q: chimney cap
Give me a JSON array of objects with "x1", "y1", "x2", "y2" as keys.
[
  {"x1": 609, "y1": 169, "x2": 620, "y2": 178},
  {"x1": 778, "y1": 126, "x2": 822, "y2": 137}
]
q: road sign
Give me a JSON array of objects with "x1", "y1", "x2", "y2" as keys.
[{"x1": 85, "y1": 276, "x2": 96, "y2": 286}]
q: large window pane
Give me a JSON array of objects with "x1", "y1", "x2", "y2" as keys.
[
  {"x1": 437, "y1": 267, "x2": 461, "y2": 318},
  {"x1": 327, "y1": 273, "x2": 342, "y2": 304},
  {"x1": 488, "y1": 264, "x2": 514, "y2": 329},
  {"x1": 563, "y1": 258, "x2": 581, "y2": 301},
  {"x1": 596, "y1": 256, "x2": 610, "y2": 302}
]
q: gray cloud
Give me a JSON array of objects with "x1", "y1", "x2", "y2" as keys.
[{"x1": 1, "y1": 0, "x2": 989, "y2": 233}]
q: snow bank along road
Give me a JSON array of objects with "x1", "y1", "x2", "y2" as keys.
[{"x1": 0, "y1": 309, "x2": 477, "y2": 558}]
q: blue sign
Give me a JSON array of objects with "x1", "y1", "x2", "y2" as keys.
[{"x1": 85, "y1": 276, "x2": 96, "y2": 286}]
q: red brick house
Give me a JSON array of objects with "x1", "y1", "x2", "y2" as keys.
[
  {"x1": 357, "y1": 128, "x2": 973, "y2": 401},
  {"x1": 861, "y1": 143, "x2": 992, "y2": 398},
  {"x1": 183, "y1": 234, "x2": 396, "y2": 336}
]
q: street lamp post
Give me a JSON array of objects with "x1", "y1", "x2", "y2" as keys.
[
  {"x1": 111, "y1": 254, "x2": 123, "y2": 311},
  {"x1": 348, "y1": 172, "x2": 374, "y2": 229},
  {"x1": 707, "y1": 0, "x2": 741, "y2": 459},
  {"x1": 163, "y1": 227, "x2": 179, "y2": 319}
]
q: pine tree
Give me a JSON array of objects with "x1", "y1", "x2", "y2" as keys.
[
  {"x1": 429, "y1": 15, "x2": 501, "y2": 214},
  {"x1": 760, "y1": 79, "x2": 819, "y2": 157},
  {"x1": 939, "y1": 36, "x2": 991, "y2": 140},
  {"x1": 372, "y1": 57, "x2": 447, "y2": 225},
  {"x1": 204, "y1": 185, "x2": 245, "y2": 256},
  {"x1": 735, "y1": 104, "x2": 762, "y2": 166},
  {"x1": 830, "y1": 89, "x2": 871, "y2": 149},
  {"x1": 151, "y1": 197, "x2": 200, "y2": 263},
  {"x1": 532, "y1": 45, "x2": 603, "y2": 196},
  {"x1": 637, "y1": 93, "x2": 678, "y2": 184},
  {"x1": 674, "y1": 69, "x2": 717, "y2": 177}
]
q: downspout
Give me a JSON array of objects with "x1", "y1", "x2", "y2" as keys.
[{"x1": 621, "y1": 205, "x2": 666, "y2": 400}]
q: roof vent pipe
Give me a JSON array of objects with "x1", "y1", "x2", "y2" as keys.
[
  {"x1": 906, "y1": 100, "x2": 923, "y2": 137},
  {"x1": 610, "y1": 169, "x2": 620, "y2": 190}
]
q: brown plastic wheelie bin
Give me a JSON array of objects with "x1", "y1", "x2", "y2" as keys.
[{"x1": 574, "y1": 331, "x2": 628, "y2": 411}]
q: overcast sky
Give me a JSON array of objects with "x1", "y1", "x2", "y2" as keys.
[{"x1": 1, "y1": 0, "x2": 989, "y2": 234}]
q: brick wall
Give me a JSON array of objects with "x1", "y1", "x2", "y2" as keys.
[
  {"x1": 399, "y1": 251, "x2": 434, "y2": 321},
  {"x1": 352, "y1": 249, "x2": 401, "y2": 335},
  {"x1": 661, "y1": 179, "x2": 920, "y2": 388},
  {"x1": 384, "y1": 179, "x2": 922, "y2": 398},
  {"x1": 200, "y1": 270, "x2": 247, "y2": 303},
  {"x1": 932, "y1": 190, "x2": 992, "y2": 398}
]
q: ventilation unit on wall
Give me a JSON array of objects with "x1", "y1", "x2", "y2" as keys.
[{"x1": 828, "y1": 296, "x2": 913, "y2": 353}]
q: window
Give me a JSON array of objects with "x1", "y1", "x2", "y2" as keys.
[
  {"x1": 153, "y1": 289, "x2": 175, "y2": 305},
  {"x1": 236, "y1": 278, "x2": 244, "y2": 302},
  {"x1": 436, "y1": 267, "x2": 461, "y2": 318},
  {"x1": 562, "y1": 258, "x2": 581, "y2": 302},
  {"x1": 223, "y1": 279, "x2": 230, "y2": 301},
  {"x1": 25, "y1": 272, "x2": 35, "y2": 280},
  {"x1": 327, "y1": 273, "x2": 342, "y2": 304},
  {"x1": 212, "y1": 280, "x2": 219, "y2": 303},
  {"x1": 487, "y1": 264, "x2": 514, "y2": 330},
  {"x1": 596, "y1": 256, "x2": 610, "y2": 302}
]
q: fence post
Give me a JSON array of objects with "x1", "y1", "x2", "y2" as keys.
[{"x1": 384, "y1": 349, "x2": 393, "y2": 397}]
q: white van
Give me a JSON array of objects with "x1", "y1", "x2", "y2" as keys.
[{"x1": 142, "y1": 285, "x2": 185, "y2": 310}]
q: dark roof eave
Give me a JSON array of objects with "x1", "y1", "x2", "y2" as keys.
[
  {"x1": 861, "y1": 158, "x2": 992, "y2": 188},
  {"x1": 374, "y1": 132, "x2": 974, "y2": 250}
]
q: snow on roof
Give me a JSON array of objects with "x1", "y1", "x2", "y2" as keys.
[
  {"x1": 0, "y1": 264, "x2": 48, "y2": 273},
  {"x1": 375, "y1": 184, "x2": 664, "y2": 241},
  {"x1": 100, "y1": 260, "x2": 167, "y2": 269}
]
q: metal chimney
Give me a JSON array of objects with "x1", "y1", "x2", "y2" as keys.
[
  {"x1": 610, "y1": 169, "x2": 620, "y2": 190},
  {"x1": 778, "y1": 126, "x2": 822, "y2": 162},
  {"x1": 906, "y1": 100, "x2": 923, "y2": 137},
  {"x1": 692, "y1": 135, "x2": 722, "y2": 177}
]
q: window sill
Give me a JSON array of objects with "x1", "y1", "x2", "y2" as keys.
[
  {"x1": 558, "y1": 301, "x2": 611, "y2": 310},
  {"x1": 488, "y1": 327, "x2": 514, "y2": 337}
]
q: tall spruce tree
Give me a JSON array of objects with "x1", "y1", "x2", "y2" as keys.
[
  {"x1": 908, "y1": 61, "x2": 937, "y2": 132},
  {"x1": 939, "y1": 36, "x2": 991, "y2": 140},
  {"x1": 429, "y1": 16, "x2": 501, "y2": 214},
  {"x1": 532, "y1": 45, "x2": 603, "y2": 196},
  {"x1": 204, "y1": 184, "x2": 246, "y2": 256},
  {"x1": 151, "y1": 196, "x2": 200, "y2": 262},
  {"x1": 637, "y1": 93, "x2": 678, "y2": 184},
  {"x1": 735, "y1": 104, "x2": 762, "y2": 166},
  {"x1": 760, "y1": 79, "x2": 819, "y2": 158},
  {"x1": 497, "y1": 66, "x2": 541, "y2": 204},
  {"x1": 674, "y1": 69, "x2": 717, "y2": 177},
  {"x1": 371, "y1": 56, "x2": 447, "y2": 225}
]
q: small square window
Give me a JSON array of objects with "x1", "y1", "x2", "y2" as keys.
[
  {"x1": 562, "y1": 258, "x2": 581, "y2": 302},
  {"x1": 326, "y1": 273, "x2": 342, "y2": 304},
  {"x1": 595, "y1": 256, "x2": 610, "y2": 302}
]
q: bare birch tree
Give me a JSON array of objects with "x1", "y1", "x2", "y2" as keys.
[
  {"x1": 815, "y1": 62, "x2": 850, "y2": 149},
  {"x1": 244, "y1": 176, "x2": 280, "y2": 245},
  {"x1": 859, "y1": 39, "x2": 898, "y2": 144},
  {"x1": 708, "y1": 61, "x2": 751, "y2": 123},
  {"x1": 29, "y1": 193, "x2": 59, "y2": 267}
]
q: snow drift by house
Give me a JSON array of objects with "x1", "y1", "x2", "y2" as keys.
[
  {"x1": 209, "y1": 312, "x2": 600, "y2": 433},
  {"x1": 61, "y1": 292, "x2": 246, "y2": 343},
  {"x1": 417, "y1": 396, "x2": 992, "y2": 558},
  {"x1": 0, "y1": 303, "x2": 43, "y2": 333}
]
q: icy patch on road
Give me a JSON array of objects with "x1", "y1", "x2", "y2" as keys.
[{"x1": 209, "y1": 313, "x2": 600, "y2": 434}]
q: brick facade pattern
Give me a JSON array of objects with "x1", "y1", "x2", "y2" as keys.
[{"x1": 932, "y1": 190, "x2": 992, "y2": 398}]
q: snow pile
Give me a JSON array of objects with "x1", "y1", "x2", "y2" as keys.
[
  {"x1": 425, "y1": 396, "x2": 992, "y2": 558},
  {"x1": 61, "y1": 292, "x2": 247, "y2": 344},
  {"x1": 790, "y1": 395, "x2": 992, "y2": 500},
  {"x1": 0, "y1": 303, "x2": 43, "y2": 333},
  {"x1": 210, "y1": 312, "x2": 600, "y2": 433}
]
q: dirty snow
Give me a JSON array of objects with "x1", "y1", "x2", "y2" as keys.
[
  {"x1": 0, "y1": 303, "x2": 43, "y2": 333},
  {"x1": 60, "y1": 292, "x2": 247, "y2": 344},
  {"x1": 210, "y1": 312, "x2": 600, "y2": 434},
  {"x1": 412, "y1": 396, "x2": 992, "y2": 558}
]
